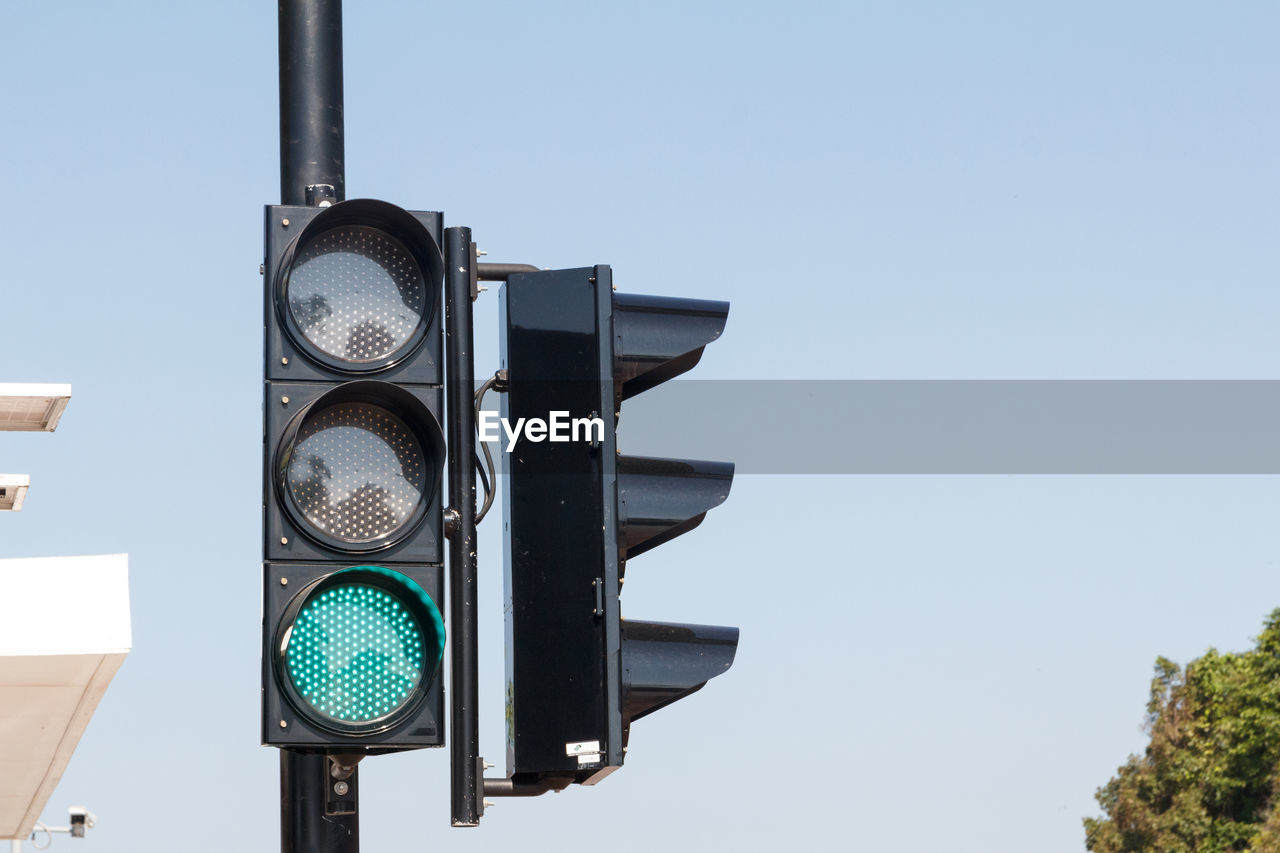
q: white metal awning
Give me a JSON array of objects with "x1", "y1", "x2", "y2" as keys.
[
  {"x1": 0, "y1": 475, "x2": 29, "y2": 512},
  {"x1": 0, "y1": 385, "x2": 71, "y2": 432},
  {"x1": 0, "y1": 554, "x2": 131, "y2": 840}
]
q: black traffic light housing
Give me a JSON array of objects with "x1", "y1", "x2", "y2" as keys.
[
  {"x1": 500, "y1": 265, "x2": 738, "y2": 786},
  {"x1": 262, "y1": 199, "x2": 448, "y2": 752}
]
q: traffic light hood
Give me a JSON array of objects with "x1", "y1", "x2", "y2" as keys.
[
  {"x1": 618, "y1": 456, "x2": 734, "y2": 560},
  {"x1": 613, "y1": 292, "x2": 728, "y2": 401},
  {"x1": 622, "y1": 621, "x2": 739, "y2": 722}
]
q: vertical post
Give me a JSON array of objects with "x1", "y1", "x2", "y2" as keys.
[
  {"x1": 444, "y1": 227, "x2": 481, "y2": 826},
  {"x1": 277, "y1": 2, "x2": 355, "y2": 850},
  {"x1": 278, "y1": 0, "x2": 345, "y2": 205},
  {"x1": 280, "y1": 752, "x2": 359, "y2": 853}
]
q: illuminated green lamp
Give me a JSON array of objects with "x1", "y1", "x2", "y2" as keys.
[{"x1": 278, "y1": 565, "x2": 445, "y2": 735}]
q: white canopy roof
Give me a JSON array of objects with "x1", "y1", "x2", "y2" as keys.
[
  {"x1": 0, "y1": 384, "x2": 71, "y2": 432},
  {"x1": 0, "y1": 554, "x2": 131, "y2": 839}
]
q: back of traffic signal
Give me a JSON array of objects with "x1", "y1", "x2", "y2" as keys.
[{"x1": 499, "y1": 265, "x2": 737, "y2": 787}]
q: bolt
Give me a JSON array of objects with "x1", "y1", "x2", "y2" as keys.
[
  {"x1": 281, "y1": 396, "x2": 289, "y2": 405},
  {"x1": 279, "y1": 720, "x2": 288, "y2": 729},
  {"x1": 281, "y1": 357, "x2": 289, "y2": 365},
  {"x1": 281, "y1": 218, "x2": 290, "y2": 227},
  {"x1": 333, "y1": 781, "x2": 349, "y2": 796},
  {"x1": 483, "y1": 800, "x2": 495, "y2": 808},
  {"x1": 280, "y1": 577, "x2": 288, "y2": 586},
  {"x1": 259, "y1": 263, "x2": 265, "y2": 276},
  {"x1": 281, "y1": 537, "x2": 289, "y2": 546},
  {"x1": 318, "y1": 200, "x2": 332, "y2": 209}
]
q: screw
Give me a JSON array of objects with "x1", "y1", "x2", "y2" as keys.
[
  {"x1": 333, "y1": 781, "x2": 350, "y2": 796},
  {"x1": 484, "y1": 800, "x2": 495, "y2": 808},
  {"x1": 280, "y1": 577, "x2": 288, "y2": 586},
  {"x1": 318, "y1": 200, "x2": 333, "y2": 209},
  {"x1": 279, "y1": 720, "x2": 288, "y2": 728},
  {"x1": 259, "y1": 263, "x2": 265, "y2": 276},
  {"x1": 281, "y1": 396, "x2": 290, "y2": 405},
  {"x1": 281, "y1": 218, "x2": 290, "y2": 227},
  {"x1": 281, "y1": 357, "x2": 289, "y2": 365},
  {"x1": 281, "y1": 537, "x2": 289, "y2": 545}
]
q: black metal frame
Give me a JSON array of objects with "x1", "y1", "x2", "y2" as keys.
[{"x1": 443, "y1": 227, "x2": 481, "y2": 826}]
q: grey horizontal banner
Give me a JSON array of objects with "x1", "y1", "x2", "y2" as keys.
[{"x1": 478, "y1": 381, "x2": 1280, "y2": 474}]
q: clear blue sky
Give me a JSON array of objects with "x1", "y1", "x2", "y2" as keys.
[{"x1": 1, "y1": 2, "x2": 1277, "y2": 851}]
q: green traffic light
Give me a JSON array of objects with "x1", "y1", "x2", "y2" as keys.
[{"x1": 283, "y1": 567, "x2": 444, "y2": 729}]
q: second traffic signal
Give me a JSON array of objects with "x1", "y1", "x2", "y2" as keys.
[{"x1": 500, "y1": 266, "x2": 738, "y2": 787}]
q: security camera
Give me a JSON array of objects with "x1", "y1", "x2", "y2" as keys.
[{"x1": 67, "y1": 807, "x2": 96, "y2": 838}]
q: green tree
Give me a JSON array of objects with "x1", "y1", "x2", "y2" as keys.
[{"x1": 1085, "y1": 610, "x2": 1280, "y2": 852}]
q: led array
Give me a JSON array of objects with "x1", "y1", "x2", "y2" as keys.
[
  {"x1": 287, "y1": 404, "x2": 426, "y2": 543},
  {"x1": 287, "y1": 225, "x2": 426, "y2": 363},
  {"x1": 285, "y1": 583, "x2": 425, "y2": 724}
]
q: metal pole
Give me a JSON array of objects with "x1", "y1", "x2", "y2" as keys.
[
  {"x1": 11, "y1": 838, "x2": 22, "y2": 852},
  {"x1": 277, "y1": 2, "x2": 355, "y2": 850},
  {"x1": 280, "y1": 752, "x2": 359, "y2": 853},
  {"x1": 278, "y1": 0, "x2": 345, "y2": 205},
  {"x1": 444, "y1": 227, "x2": 481, "y2": 826}
]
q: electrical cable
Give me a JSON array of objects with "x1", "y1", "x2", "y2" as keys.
[{"x1": 473, "y1": 373, "x2": 500, "y2": 524}]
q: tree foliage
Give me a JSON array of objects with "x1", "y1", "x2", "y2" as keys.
[{"x1": 1085, "y1": 610, "x2": 1280, "y2": 852}]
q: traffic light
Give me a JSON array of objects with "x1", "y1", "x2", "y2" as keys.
[
  {"x1": 499, "y1": 265, "x2": 738, "y2": 786},
  {"x1": 261, "y1": 199, "x2": 449, "y2": 750}
]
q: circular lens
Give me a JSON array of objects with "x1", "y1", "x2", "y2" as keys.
[
  {"x1": 286, "y1": 403, "x2": 426, "y2": 545},
  {"x1": 285, "y1": 582, "x2": 425, "y2": 725},
  {"x1": 285, "y1": 225, "x2": 427, "y2": 365}
]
